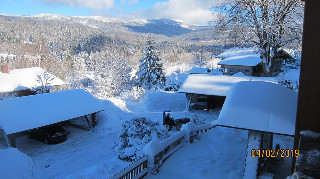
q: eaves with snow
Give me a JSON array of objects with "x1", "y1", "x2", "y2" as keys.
[
  {"x1": 0, "y1": 67, "x2": 64, "y2": 93},
  {"x1": 214, "y1": 81, "x2": 298, "y2": 136},
  {"x1": 188, "y1": 67, "x2": 209, "y2": 74},
  {"x1": 0, "y1": 89, "x2": 105, "y2": 135},
  {"x1": 178, "y1": 74, "x2": 278, "y2": 96}
]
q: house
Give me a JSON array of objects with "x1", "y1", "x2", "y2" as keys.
[
  {"x1": 212, "y1": 81, "x2": 298, "y2": 177},
  {"x1": 0, "y1": 89, "x2": 105, "y2": 147},
  {"x1": 0, "y1": 65, "x2": 64, "y2": 97},
  {"x1": 178, "y1": 74, "x2": 278, "y2": 110},
  {"x1": 216, "y1": 48, "x2": 296, "y2": 76}
]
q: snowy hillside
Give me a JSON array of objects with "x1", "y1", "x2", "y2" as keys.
[{"x1": 4, "y1": 14, "x2": 209, "y2": 38}]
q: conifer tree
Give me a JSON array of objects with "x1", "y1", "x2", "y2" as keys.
[{"x1": 136, "y1": 40, "x2": 166, "y2": 90}]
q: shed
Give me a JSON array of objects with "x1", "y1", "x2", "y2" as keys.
[
  {"x1": 0, "y1": 89, "x2": 105, "y2": 147},
  {"x1": 178, "y1": 74, "x2": 278, "y2": 110}
]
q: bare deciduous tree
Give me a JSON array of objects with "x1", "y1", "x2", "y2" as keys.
[{"x1": 213, "y1": 0, "x2": 304, "y2": 76}]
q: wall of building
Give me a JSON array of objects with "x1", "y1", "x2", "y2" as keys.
[{"x1": 222, "y1": 65, "x2": 253, "y2": 76}]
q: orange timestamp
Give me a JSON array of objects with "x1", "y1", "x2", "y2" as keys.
[{"x1": 251, "y1": 149, "x2": 299, "y2": 158}]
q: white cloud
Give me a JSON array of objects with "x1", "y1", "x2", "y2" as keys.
[
  {"x1": 128, "y1": 0, "x2": 138, "y2": 5},
  {"x1": 131, "y1": 0, "x2": 219, "y2": 25},
  {"x1": 39, "y1": 0, "x2": 115, "y2": 10}
]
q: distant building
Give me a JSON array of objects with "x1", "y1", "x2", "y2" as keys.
[
  {"x1": 216, "y1": 48, "x2": 295, "y2": 76},
  {"x1": 0, "y1": 65, "x2": 65, "y2": 98}
]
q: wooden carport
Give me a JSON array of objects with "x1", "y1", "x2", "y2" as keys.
[
  {"x1": 0, "y1": 89, "x2": 105, "y2": 147},
  {"x1": 178, "y1": 74, "x2": 278, "y2": 110}
]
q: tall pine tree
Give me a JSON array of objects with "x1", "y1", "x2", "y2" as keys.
[{"x1": 136, "y1": 40, "x2": 166, "y2": 91}]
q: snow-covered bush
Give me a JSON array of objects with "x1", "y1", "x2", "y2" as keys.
[
  {"x1": 127, "y1": 86, "x2": 146, "y2": 102},
  {"x1": 164, "y1": 80, "x2": 181, "y2": 91},
  {"x1": 191, "y1": 114, "x2": 206, "y2": 125},
  {"x1": 113, "y1": 117, "x2": 169, "y2": 161},
  {"x1": 0, "y1": 92, "x2": 17, "y2": 100}
]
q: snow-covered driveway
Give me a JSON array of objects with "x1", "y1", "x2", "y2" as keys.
[{"x1": 16, "y1": 126, "x2": 129, "y2": 179}]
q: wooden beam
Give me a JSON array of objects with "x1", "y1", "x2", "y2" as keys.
[
  {"x1": 84, "y1": 115, "x2": 92, "y2": 129},
  {"x1": 293, "y1": 0, "x2": 320, "y2": 173}
]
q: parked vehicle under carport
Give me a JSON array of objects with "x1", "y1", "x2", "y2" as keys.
[{"x1": 27, "y1": 126, "x2": 68, "y2": 144}]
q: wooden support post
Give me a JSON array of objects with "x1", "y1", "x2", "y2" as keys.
[
  {"x1": 2, "y1": 130, "x2": 11, "y2": 148},
  {"x1": 84, "y1": 115, "x2": 92, "y2": 129},
  {"x1": 292, "y1": 0, "x2": 320, "y2": 174},
  {"x1": 8, "y1": 134, "x2": 16, "y2": 148},
  {"x1": 91, "y1": 113, "x2": 96, "y2": 128}
]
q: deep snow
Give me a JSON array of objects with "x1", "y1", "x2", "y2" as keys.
[{"x1": 0, "y1": 66, "x2": 300, "y2": 178}]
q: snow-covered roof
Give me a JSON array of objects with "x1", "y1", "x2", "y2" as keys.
[
  {"x1": 217, "y1": 54, "x2": 262, "y2": 66},
  {"x1": 0, "y1": 67, "x2": 64, "y2": 93},
  {"x1": 0, "y1": 89, "x2": 105, "y2": 135},
  {"x1": 178, "y1": 74, "x2": 278, "y2": 96},
  {"x1": 188, "y1": 67, "x2": 208, "y2": 74},
  {"x1": 216, "y1": 48, "x2": 257, "y2": 59},
  {"x1": 216, "y1": 48, "x2": 261, "y2": 67},
  {"x1": 215, "y1": 81, "x2": 298, "y2": 136}
]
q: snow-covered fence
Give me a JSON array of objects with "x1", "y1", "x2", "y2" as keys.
[
  {"x1": 243, "y1": 131, "x2": 261, "y2": 179},
  {"x1": 109, "y1": 123, "x2": 215, "y2": 179},
  {"x1": 189, "y1": 123, "x2": 216, "y2": 143},
  {"x1": 109, "y1": 155, "x2": 148, "y2": 179}
]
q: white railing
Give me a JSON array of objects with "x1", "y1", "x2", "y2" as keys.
[{"x1": 108, "y1": 123, "x2": 216, "y2": 179}]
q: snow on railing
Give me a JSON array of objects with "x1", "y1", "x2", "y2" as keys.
[
  {"x1": 108, "y1": 155, "x2": 148, "y2": 179},
  {"x1": 243, "y1": 131, "x2": 261, "y2": 179},
  {"x1": 108, "y1": 123, "x2": 216, "y2": 179}
]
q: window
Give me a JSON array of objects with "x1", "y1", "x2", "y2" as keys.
[
  {"x1": 245, "y1": 69, "x2": 250, "y2": 74},
  {"x1": 238, "y1": 69, "x2": 242, "y2": 72},
  {"x1": 230, "y1": 68, "x2": 235, "y2": 73},
  {"x1": 225, "y1": 68, "x2": 228, "y2": 73}
]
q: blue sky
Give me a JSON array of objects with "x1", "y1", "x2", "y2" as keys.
[{"x1": 0, "y1": 0, "x2": 220, "y2": 25}]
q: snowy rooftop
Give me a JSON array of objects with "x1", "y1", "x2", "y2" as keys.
[
  {"x1": 0, "y1": 89, "x2": 105, "y2": 135},
  {"x1": 178, "y1": 74, "x2": 278, "y2": 96},
  {"x1": 217, "y1": 54, "x2": 262, "y2": 66},
  {"x1": 215, "y1": 81, "x2": 298, "y2": 136},
  {"x1": 0, "y1": 67, "x2": 64, "y2": 93},
  {"x1": 216, "y1": 47, "x2": 258, "y2": 59},
  {"x1": 216, "y1": 48, "x2": 261, "y2": 67}
]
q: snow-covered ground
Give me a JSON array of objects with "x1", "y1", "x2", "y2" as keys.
[
  {"x1": 0, "y1": 91, "x2": 222, "y2": 179},
  {"x1": 0, "y1": 66, "x2": 300, "y2": 179}
]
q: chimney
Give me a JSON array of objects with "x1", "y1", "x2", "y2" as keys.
[{"x1": 1, "y1": 65, "x2": 8, "y2": 73}]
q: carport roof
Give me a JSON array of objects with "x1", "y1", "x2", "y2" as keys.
[{"x1": 0, "y1": 89, "x2": 105, "y2": 135}]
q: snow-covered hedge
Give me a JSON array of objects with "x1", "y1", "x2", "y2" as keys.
[
  {"x1": 191, "y1": 113, "x2": 206, "y2": 125},
  {"x1": 113, "y1": 117, "x2": 169, "y2": 161}
]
